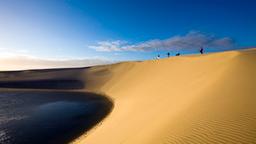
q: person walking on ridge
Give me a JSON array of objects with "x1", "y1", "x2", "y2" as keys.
[
  {"x1": 157, "y1": 54, "x2": 160, "y2": 60},
  {"x1": 200, "y1": 47, "x2": 204, "y2": 54}
]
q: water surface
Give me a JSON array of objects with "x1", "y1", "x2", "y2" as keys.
[{"x1": 0, "y1": 91, "x2": 112, "y2": 144}]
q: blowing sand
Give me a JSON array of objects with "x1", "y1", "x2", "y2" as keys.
[{"x1": 1, "y1": 48, "x2": 256, "y2": 143}]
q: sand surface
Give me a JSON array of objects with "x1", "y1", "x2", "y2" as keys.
[{"x1": 1, "y1": 48, "x2": 256, "y2": 143}]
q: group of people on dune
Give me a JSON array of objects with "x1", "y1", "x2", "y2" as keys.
[{"x1": 156, "y1": 47, "x2": 204, "y2": 60}]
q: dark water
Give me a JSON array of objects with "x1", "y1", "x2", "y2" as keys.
[{"x1": 0, "y1": 91, "x2": 112, "y2": 144}]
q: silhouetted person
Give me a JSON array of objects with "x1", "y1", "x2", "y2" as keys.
[
  {"x1": 157, "y1": 54, "x2": 160, "y2": 60},
  {"x1": 167, "y1": 52, "x2": 170, "y2": 57},
  {"x1": 176, "y1": 53, "x2": 180, "y2": 56},
  {"x1": 200, "y1": 47, "x2": 204, "y2": 54}
]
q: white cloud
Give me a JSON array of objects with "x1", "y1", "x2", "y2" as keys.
[
  {"x1": 89, "y1": 40, "x2": 128, "y2": 52},
  {"x1": 90, "y1": 31, "x2": 236, "y2": 52}
]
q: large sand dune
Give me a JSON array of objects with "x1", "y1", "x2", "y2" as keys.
[{"x1": 1, "y1": 48, "x2": 256, "y2": 143}]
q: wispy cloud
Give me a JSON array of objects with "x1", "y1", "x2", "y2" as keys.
[
  {"x1": 89, "y1": 40, "x2": 128, "y2": 52},
  {"x1": 90, "y1": 31, "x2": 236, "y2": 52}
]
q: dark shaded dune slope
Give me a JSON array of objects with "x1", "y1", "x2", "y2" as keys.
[{"x1": 0, "y1": 79, "x2": 84, "y2": 89}]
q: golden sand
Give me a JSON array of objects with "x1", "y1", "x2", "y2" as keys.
[
  {"x1": 76, "y1": 48, "x2": 256, "y2": 144},
  {"x1": 1, "y1": 48, "x2": 256, "y2": 143}
]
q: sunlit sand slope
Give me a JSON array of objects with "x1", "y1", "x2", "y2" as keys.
[
  {"x1": 76, "y1": 48, "x2": 256, "y2": 144},
  {"x1": 1, "y1": 48, "x2": 256, "y2": 144}
]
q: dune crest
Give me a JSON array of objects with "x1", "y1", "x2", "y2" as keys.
[
  {"x1": 1, "y1": 48, "x2": 256, "y2": 143},
  {"x1": 76, "y1": 48, "x2": 256, "y2": 144}
]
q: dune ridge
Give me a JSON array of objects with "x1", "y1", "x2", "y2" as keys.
[{"x1": 1, "y1": 48, "x2": 256, "y2": 143}]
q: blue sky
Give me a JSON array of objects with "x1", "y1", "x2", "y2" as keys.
[{"x1": 0, "y1": 0, "x2": 256, "y2": 69}]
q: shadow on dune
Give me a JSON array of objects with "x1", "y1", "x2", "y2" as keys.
[{"x1": 0, "y1": 79, "x2": 84, "y2": 89}]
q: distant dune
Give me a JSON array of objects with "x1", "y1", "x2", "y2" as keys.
[{"x1": 1, "y1": 48, "x2": 256, "y2": 144}]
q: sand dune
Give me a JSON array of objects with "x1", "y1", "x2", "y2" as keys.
[{"x1": 1, "y1": 48, "x2": 256, "y2": 143}]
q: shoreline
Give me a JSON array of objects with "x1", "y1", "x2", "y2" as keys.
[
  {"x1": 1, "y1": 48, "x2": 256, "y2": 144},
  {"x1": 0, "y1": 90, "x2": 113, "y2": 144}
]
